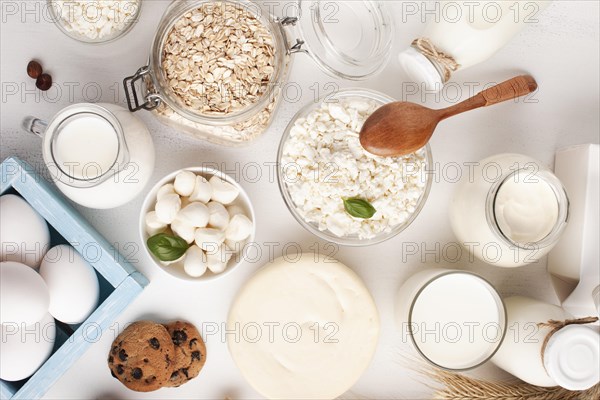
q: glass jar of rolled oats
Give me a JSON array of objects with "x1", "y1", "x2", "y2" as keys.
[{"x1": 124, "y1": 0, "x2": 394, "y2": 146}]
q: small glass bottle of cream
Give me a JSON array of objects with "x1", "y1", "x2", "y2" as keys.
[
  {"x1": 399, "y1": 1, "x2": 552, "y2": 90},
  {"x1": 449, "y1": 154, "x2": 569, "y2": 268},
  {"x1": 491, "y1": 296, "x2": 599, "y2": 390}
]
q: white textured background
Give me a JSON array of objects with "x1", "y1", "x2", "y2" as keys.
[{"x1": 1, "y1": 1, "x2": 599, "y2": 399}]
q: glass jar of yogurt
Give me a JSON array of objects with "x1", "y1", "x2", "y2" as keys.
[
  {"x1": 449, "y1": 154, "x2": 569, "y2": 267},
  {"x1": 123, "y1": 0, "x2": 394, "y2": 146}
]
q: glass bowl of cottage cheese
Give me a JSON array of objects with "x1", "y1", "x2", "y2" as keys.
[
  {"x1": 277, "y1": 88, "x2": 433, "y2": 246},
  {"x1": 48, "y1": 0, "x2": 141, "y2": 44}
]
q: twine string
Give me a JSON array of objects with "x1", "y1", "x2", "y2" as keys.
[
  {"x1": 538, "y1": 316, "x2": 599, "y2": 367},
  {"x1": 411, "y1": 38, "x2": 460, "y2": 83}
]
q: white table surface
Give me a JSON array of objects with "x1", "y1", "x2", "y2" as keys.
[{"x1": 1, "y1": 1, "x2": 599, "y2": 399}]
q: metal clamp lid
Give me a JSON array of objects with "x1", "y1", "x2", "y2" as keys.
[{"x1": 123, "y1": 66, "x2": 162, "y2": 112}]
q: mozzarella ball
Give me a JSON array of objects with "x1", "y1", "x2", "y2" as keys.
[
  {"x1": 184, "y1": 246, "x2": 208, "y2": 278},
  {"x1": 206, "y1": 244, "x2": 233, "y2": 274},
  {"x1": 145, "y1": 211, "x2": 167, "y2": 236},
  {"x1": 209, "y1": 176, "x2": 240, "y2": 205},
  {"x1": 189, "y1": 176, "x2": 213, "y2": 204},
  {"x1": 195, "y1": 228, "x2": 225, "y2": 251},
  {"x1": 225, "y1": 214, "x2": 253, "y2": 242},
  {"x1": 225, "y1": 238, "x2": 248, "y2": 253},
  {"x1": 160, "y1": 254, "x2": 184, "y2": 267},
  {"x1": 171, "y1": 219, "x2": 196, "y2": 244},
  {"x1": 177, "y1": 202, "x2": 210, "y2": 228},
  {"x1": 157, "y1": 184, "x2": 176, "y2": 200},
  {"x1": 227, "y1": 205, "x2": 246, "y2": 218},
  {"x1": 155, "y1": 194, "x2": 181, "y2": 224},
  {"x1": 174, "y1": 171, "x2": 197, "y2": 197},
  {"x1": 207, "y1": 202, "x2": 230, "y2": 230}
]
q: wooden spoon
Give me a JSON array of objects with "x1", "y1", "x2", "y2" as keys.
[{"x1": 359, "y1": 75, "x2": 538, "y2": 157}]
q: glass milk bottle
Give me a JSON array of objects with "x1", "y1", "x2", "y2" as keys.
[
  {"x1": 491, "y1": 296, "x2": 600, "y2": 390},
  {"x1": 399, "y1": 1, "x2": 552, "y2": 90},
  {"x1": 23, "y1": 103, "x2": 155, "y2": 209},
  {"x1": 395, "y1": 269, "x2": 506, "y2": 370},
  {"x1": 449, "y1": 154, "x2": 569, "y2": 268}
]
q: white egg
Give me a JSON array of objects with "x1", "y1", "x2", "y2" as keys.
[
  {"x1": 207, "y1": 201, "x2": 230, "y2": 230},
  {"x1": 39, "y1": 245, "x2": 99, "y2": 324},
  {"x1": 0, "y1": 261, "x2": 50, "y2": 325},
  {"x1": 174, "y1": 170, "x2": 197, "y2": 197},
  {"x1": 189, "y1": 175, "x2": 213, "y2": 203},
  {"x1": 209, "y1": 176, "x2": 240, "y2": 205},
  {"x1": 0, "y1": 194, "x2": 51, "y2": 269},
  {"x1": 0, "y1": 313, "x2": 56, "y2": 381}
]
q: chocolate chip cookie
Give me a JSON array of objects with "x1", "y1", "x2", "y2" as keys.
[
  {"x1": 163, "y1": 321, "x2": 207, "y2": 387},
  {"x1": 108, "y1": 321, "x2": 175, "y2": 392}
]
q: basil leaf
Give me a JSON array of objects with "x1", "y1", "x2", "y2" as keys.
[
  {"x1": 343, "y1": 198, "x2": 377, "y2": 219},
  {"x1": 147, "y1": 233, "x2": 190, "y2": 262}
]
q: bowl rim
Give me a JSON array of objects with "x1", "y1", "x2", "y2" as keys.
[
  {"x1": 139, "y1": 166, "x2": 256, "y2": 282},
  {"x1": 47, "y1": 0, "x2": 143, "y2": 45},
  {"x1": 276, "y1": 87, "x2": 433, "y2": 247}
]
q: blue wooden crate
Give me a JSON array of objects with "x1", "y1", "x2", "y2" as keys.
[{"x1": 0, "y1": 157, "x2": 148, "y2": 400}]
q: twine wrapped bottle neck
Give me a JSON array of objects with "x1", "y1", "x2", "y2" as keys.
[
  {"x1": 538, "y1": 316, "x2": 599, "y2": 366},
  {"x1": 411, "y1": 38, "x2": 461, "y2": 83}
]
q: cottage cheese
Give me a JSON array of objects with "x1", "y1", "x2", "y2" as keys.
[
  {"x1": 51, "y1": 0, "x2": 140, "y2": 42},
  {"x1": 281, "y1": 98, "x2": 429, "y2": 240}
]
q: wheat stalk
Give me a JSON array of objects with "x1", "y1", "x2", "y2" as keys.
[{"x1": 421, "y1": 367, "x2": 600, "y2": 400}]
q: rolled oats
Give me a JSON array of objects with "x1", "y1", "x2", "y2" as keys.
[{"x1": 162, "y1": 2, "x2": 276, "y2": 116}]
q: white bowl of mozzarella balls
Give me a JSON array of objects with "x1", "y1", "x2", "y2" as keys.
[{"x1": 140, "y1": 168, "x2": 255, "y2": 281}]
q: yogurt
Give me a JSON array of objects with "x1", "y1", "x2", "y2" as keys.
[
  {"x1": 494, "y1": 171, "x2": 559, "y2": 244},
  {"x1": 449, "y1": 154, "x2": 568, "y2": 267}
]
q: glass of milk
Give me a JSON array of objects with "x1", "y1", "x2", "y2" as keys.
[
  {"x1": 395, "y1": 269, "x2": 506, "y2": 370},
  {"x1": 450, "y1": 154, "x2": 569, "y2": 268},
  {"x1": 23, "y1": 103, "x2": 155, "y2": 209}
]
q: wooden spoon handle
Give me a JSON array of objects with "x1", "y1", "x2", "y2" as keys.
[
  {"x1": 438, "y1": 75, "x2": 538, "y2": 120},
  {"x1": 479, "y1": 75, "x2": 538, "y2": 106}
]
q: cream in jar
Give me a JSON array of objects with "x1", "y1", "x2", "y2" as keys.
[{"x1": 449, "y1": 154, "x2": 568, "y2": 267}]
